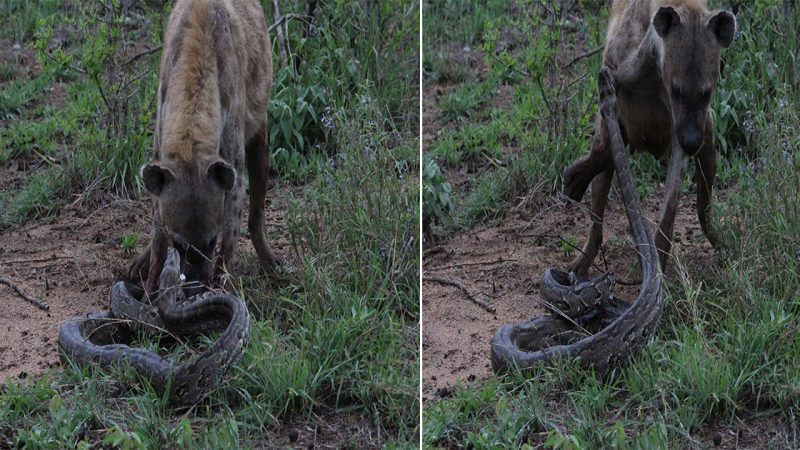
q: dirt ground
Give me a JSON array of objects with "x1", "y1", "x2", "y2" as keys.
[
  {"x1": 0, "y1": 192, "x2": 292, "y2": 383},
  {"x1": 422, "y1": 186, "x2": 717, "y2": 400}
]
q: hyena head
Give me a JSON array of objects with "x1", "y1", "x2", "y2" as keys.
[
  {"x1": 653, "y1": 5, "x2": 736, "y2": 155},
  {"x1": 141, "y1": 158, "x2": 236, "y2": 286}
]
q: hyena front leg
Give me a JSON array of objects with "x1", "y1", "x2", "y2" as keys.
[
  {"x1": 656, "y1": 138, "x2": 689, "y2": 271},
  {"x1": 145, "y1": 226, "x2": 168, "y2": 300},
  {"x1": 695, "y1": 114, "x2": 719, "y2": 250},
  {"x1": 128, "y1": 205, "x2": 167, "y2": 300},
  {"x1": 128, "y1": 245, "x2": 150, "y2": 283},
  {"x1": 245, "y1": 122, "x2": 282, "y2": 271},
  {"x1": 216, "y1": 141, "x2": 245, "y2": 282}
]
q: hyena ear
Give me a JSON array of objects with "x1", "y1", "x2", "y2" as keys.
[
  {"x1": 653, "y1": 6, "x2": 680, "y2": 39},
  {"x1": 207, "y1": 160, "x2": 236, "y2": 191},
  {"x1": 707, "y1": 10, "x2": 736, "y2": 48},
  {"x1": 141, "y1": 163, "x2": 175, "y2": 196}
]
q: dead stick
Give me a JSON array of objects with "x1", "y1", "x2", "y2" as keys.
[
  {"x1": 422, "y1": 245, "x2": 444, "y2": 258},
  {"x1": 124, "y1": 45, "x2": 163, "y2": 66},
  {"x1": 0, "y1": 255, "x2": 70, "y2": 265},
  {"x1": 425, "y1": 276, "x2": 496, "y2": 314},
  {"x1": 0, "y1": 276, "x2": 49, "y2": 311},
  {"x1": 271, "y1": 0, "x2": 289, "y2": 68},
  {"x1": 429, "y1": 258, "x2": 519, "y2": 272},
  {"x1": 562, "y1": 45, "x2": 604, "y2": 70},
  {"x1": 268, "y1": 13, "x2": 313, "y2": 32}
]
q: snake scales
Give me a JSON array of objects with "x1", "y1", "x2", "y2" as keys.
[
  {"x1": 58, "y1": 248, "x2": 251, "y2": 405},
  {"x1": 491, "y1": 67, "x2": 663, "y2": 374}
]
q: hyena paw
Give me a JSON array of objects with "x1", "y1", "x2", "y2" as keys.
[
  {"x1": 127, "y1": 248, "x2": 150, "y2": 284},
  {"x1": 567, "y1": 253, "x2": 592, "y2": 277},
  {"x1": 563, "y1": 161, "x2": 591, "y2": 202}
]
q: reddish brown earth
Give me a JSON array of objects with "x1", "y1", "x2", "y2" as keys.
[
  {"x1": 422, "y1": 187, "x2": 717, "y2": 400},
  {"x1": 0, "y1": 193, "x2": 292, "y2": 383}
]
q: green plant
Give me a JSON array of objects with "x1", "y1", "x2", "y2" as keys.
[
  {"x1": 439, "y1": 82, "x2": 494, "y2": 123},
  {"x1": 560, "y1": 235, "x2": 578, "y2": 257},
  {"x1": 422, "y1": 158, "x2": 454, "y2": 237},
  {"x1": 30, "y1": 0, "x2": 160, "y2": 200},
  {"x1": 268, "y1": 65, "x2": 333, "y2": 181},
  {"x1": 121, "y1": 233, "x2": 140, "y2": 254}
]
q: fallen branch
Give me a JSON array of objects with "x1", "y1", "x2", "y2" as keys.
[
  {"x1": 0, "y1": 276, "x2": 49, "y2": 311},
  {"x1": 562, "y1": 45, "x2": 604, "y2": 70},
  {"x1": 425, "y1": 276, "x2": 496, "y2": 314},
  {"x1": 428, "y1": 258, "x2": 519, "y2": 272},
  {"x1": 0, "y1": 255, "x2": 70, "y2": 265}
]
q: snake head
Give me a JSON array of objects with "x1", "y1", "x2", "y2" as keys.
[{"x1": 159, "y1": 248, "x2": 183, "y2": 291}]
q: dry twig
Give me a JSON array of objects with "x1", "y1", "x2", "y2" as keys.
[
  {"x1": 562, "y1": 45, "x2": 604, "y2": 70},
  {"x1": 0, "y1": 276, "x2": 49, "y2": 311},
  {"x1": 424, "y1": 276, "x2": 496, "y2": 314}
]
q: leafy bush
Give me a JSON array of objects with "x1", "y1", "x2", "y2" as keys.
[
  {"x1": 268, "y1": 65, "x2": 334, "y2": 180},
  {"x1": 31, "y1": 0, "x2": 161, "y2": 200},
  {"x1": 422, "y1": 157, "x2": 454, "y2": 237},
  {"x1": 265, "y1": 0, "x2": 418, "y2": 182}
]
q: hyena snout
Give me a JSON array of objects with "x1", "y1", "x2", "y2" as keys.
[
  {"x1": 175, "y1": 240, "x2": 215, "y2": 290},
  {"x1": 678, "y1": 123, "x2": 704, "y2": 155}
]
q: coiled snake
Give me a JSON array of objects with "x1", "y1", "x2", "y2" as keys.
[
  {"x1": 58, "y1": 248, "x2": 251, "y2": 405},
  {"x1": 491, "y1": 67, "x2": 663, "y2": 374}
]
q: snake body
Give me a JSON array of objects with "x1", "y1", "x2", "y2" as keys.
[
  {"x1": 58, "y1": 248, "x2": 250, "y2": 405},
  {"x1": 491, "y1": 67, "x2": 662, "y2": 374}
]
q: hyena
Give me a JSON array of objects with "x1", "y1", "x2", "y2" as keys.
[
  {"x1": 129, "y1": 0, "x2": 280, "y2": 296},
  {"x1": 562, "y1": 0, "x2": 736, "y2": 273}
]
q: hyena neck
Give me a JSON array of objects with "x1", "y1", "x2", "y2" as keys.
[{"x1": 157, "y1": 0, "x2": 232, "y2": 163}]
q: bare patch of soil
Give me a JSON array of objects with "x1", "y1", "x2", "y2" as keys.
[
  {"x1": 697, "y1": 413, "x2": 795, "y2": 449},
  {"x1": 422, "y1": 187, "x2": 715, "y2": 400},
  {"x1": 0, "y1": 187, "x2": 292, "y2": 383},
  {"x1": 262, "y1": 407, "x2": 387, "y2": 449}
]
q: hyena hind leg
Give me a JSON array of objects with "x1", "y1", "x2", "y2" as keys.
[{"x1": 245, "y1": 123, "x2": 283, "y2": 271}]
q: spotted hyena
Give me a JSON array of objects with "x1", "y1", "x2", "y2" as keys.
[
  {"x1": 562, "y1": 0, "x2": 736, "y2": 273},
  {"x1": 129, "y1": 0, "x2": 281, "y2": 296}
]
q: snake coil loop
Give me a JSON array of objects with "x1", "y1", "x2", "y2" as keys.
[
  {"x1": 490, "y1": 67, "x2": 663, "y2": 375},
  {"x1": 58, "y1": 248, "x2": 251, "y2": 405}
]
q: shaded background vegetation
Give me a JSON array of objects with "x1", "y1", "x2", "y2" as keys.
[
  {"x1": 0, "y1": 0, "x2": 419, "y2": 447},
  {"x1": 423, "y1": 0, "x2": 800, "y2": 448}
]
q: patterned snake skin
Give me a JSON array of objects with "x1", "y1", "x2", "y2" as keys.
[
  {"x1": 58, "y1": 248, "x2": 251, "y2": 405},
  {"x1": 491, "y1": 67, "x2": 663, "y2": 374}
]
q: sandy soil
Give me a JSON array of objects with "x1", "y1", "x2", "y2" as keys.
[
  {"x1": 0, "y1": 192, "x2": 291, "y2": 383},
  {"x1": 422, "y1": 187, "x2": 716, "y2": 400}
]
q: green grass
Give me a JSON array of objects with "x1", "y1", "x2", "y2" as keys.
[
  {"x1": 0, "y1": 0, "x2": 419, "y2": 447},
  {"x1": 423, "y1": 0, "x2": 800, "y2": 448},
  {"x1": 0, "y1": 73, "x2": 53, "y2": 120},
  {"x1": 0, "y1": 0, "x2": 62, "y2": 43},
  {"x1": 422, "y1": 0, "x2": 507, "y2": 85}
]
